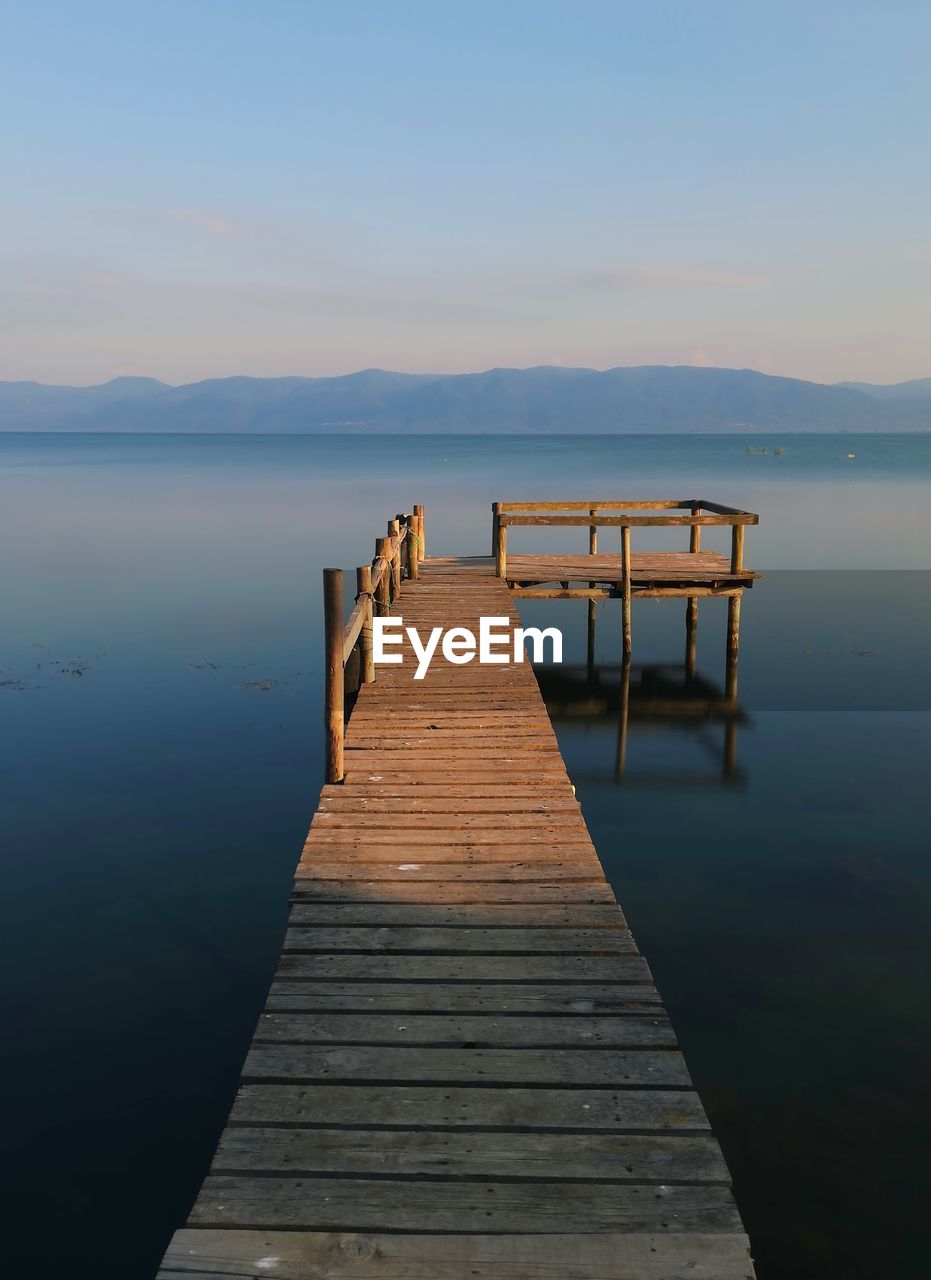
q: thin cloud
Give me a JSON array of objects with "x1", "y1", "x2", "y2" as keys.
[{"x1": 166, "y1": 209, "x2": 252, "y2": 239}]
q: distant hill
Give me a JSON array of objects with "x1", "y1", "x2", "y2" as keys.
[
  {"x1": 3, "y1": 365, "x2": 931, "y2": 433},
  {"x1": 837, "y1": 376, "x2": 931, "y2": 402}
]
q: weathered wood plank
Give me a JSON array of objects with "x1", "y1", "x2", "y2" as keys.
[
  {"x1": 242, "y1": 1044, "x2": 688, "y2": 1086},
  {"x1": 292, "y1": 863, "x2": 608, "y2": 882},
  {"x1": 229, "y1": 1083, "x2": 711, "y2": 1130},
  {"x1": 274, "y1": 954, "x2": 652, "y2": 982},
  {"x1": 212, "y1": 1127, "x2": 725, "y2": 1181},
  {"x1": 286, "y1": 903, "x2": 624, "y2": 926},
  {"x1": 190, "y1": 1177, "x2": 740, "y2": 1233},
  {"x1": 289, "y1": 879, "x2": 617, "y2": 902},
  {"x1": 254, "y1": 1012, "x2": 675, "y2": 1047},
  {"x1": 263, "y1": 981, "x2": 662, "y2": 1013},
  {"x1": 159, "y1": 1228, "x2": 756, "y2": 1279},
  {"x1": 281, "y1": 926, "x2": 637, "y2": 953}
]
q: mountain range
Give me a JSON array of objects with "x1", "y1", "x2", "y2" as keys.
[{"x1": 2, "y1": 365, "x2": 930, "y2": 433}]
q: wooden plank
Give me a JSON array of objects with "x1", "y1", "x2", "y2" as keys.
[
  {"x1": 281, "y1": 927, "x2": 638, "y2": 953},
  {"x1": 289, "y1": 874, "x2": 617, "y2": 896},
  {"x1": 159, "y1": 1229, "x2": 756, "y2": 1280},
  {"x1": 190, "y1": 1177, "x2": 741, "y2": 1232},
  {"x1": 263, "y1": 982, "x2": 661, "y2": 1013},
  {"x1": 243, "y1": 1044, "x2": 687, "y2": 1086},
  {"x1": 310, "y1": 812, "x2": 582, "y2": 830},
  {"x1": 212, "y1": 1128, "x2": 725, "y2": 1180},
  {"x1": 286, "y1": 903, "x2": 623, "y2": 925},
  {"x1": 254, "y1": 1012, "x2": 675, "y2": 1047},
  {"x1": 229, "y1": 1082, "x2": 711, "y2": 1130},
  {"x1": 274, "y1": 954, "x2": 652, "y2": 982},
  {"x1": 298, "y1": 845, "x2": 601, "y2": 863},
  {"x1": 293, "y1": 861, "x2": 605, "y2": 880}
]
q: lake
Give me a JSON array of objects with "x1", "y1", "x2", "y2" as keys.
[{"x1": 1, "y1": 432, "x2": 929, "y2": 1278}]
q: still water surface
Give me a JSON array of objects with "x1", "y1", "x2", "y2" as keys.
[{"x1": 1, "y1": 433, "x2": 929, "y2": 1278}]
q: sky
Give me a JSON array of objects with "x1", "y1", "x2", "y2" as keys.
[{"x1": 2, "y1": 1, "x2": 930, "y2": 386}]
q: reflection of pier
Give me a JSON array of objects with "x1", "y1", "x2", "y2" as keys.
[{"x1": 536, "y1": 657, "x2": 749, "y2": 787}]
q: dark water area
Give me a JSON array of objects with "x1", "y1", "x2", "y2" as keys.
[{"x1": 1, "y1": 433, "x2": 929, "y2": 1278}]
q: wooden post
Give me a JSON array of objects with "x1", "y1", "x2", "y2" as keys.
[
  {"x1": 492, "y1": 502, "x2": 500, "y2": 557},
  {"x1": 495, "y1": 516, "x2": 507, "y2": 578},
  {"x1": 323, "y1": 568, "x2": 344, "y2": 784},
  {"x1": 726, "y1": 591, "x2": 741, "y2": 694},
  {"x1": 414, "y1": 503, "x2": 425, "y2": 559},
  {"x1": 409, "y1": 513, "x2": 421, "y2": 580},
  {"x1": 356, "y1": 564, "x2": 375, "y2": 684},
  {"x1": 387, "y1": 520, "x2": 401, "y2": 599},
  {"x1": 587, "y1": 598, "x2": 596, "y2": 673},
  {"x1": 685, "y1": 597, "x2": 698, "y2": 678},
  {"x1": 589, "y1": 507, "x2": 597, "y2": 556},
  {"x1": 730, "y1": 523, "x2": 745, "y2": 574},
  {"x1": 690, "y1": 502, "x2": 701, "y2": 554},
  {"x1": 620, "y1": 524, "x2": 632, "y2": 658},
  {"x1": 374, "y1": 537, "x2": 391, "y2": 616},
  {"x1": 397, "y1": 514, "x2": 411, "y2": 579}
]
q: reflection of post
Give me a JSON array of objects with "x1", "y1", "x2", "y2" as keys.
[
  {"x1": 620, "y1": 524, "x2": 632, "y2": 659},
  {"x1": 615, "y1": 654, "x2": 631, "y2": 779},
  {"x1": 685, "y1": 597, "x2": 698, "y2": 678},
  {"x1": 723, "y1": 718, "x2": 737, "y2": 779},
  {"x1": 588, "y1": 505, "x2": 597, "y2": 672},
  {"x1": 725, "y1": 591, "x2": 741, "y2": 700}
]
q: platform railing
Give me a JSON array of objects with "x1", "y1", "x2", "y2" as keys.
[
  {"x1": 492, "y1": 499, "x2": 758, "y2": 581},
  {"x1": 492, "y1": 498, "x2": 759, "y2": 673},
  {"x1": 323, "y1": 504, "x2": 425, "y2": 783}
]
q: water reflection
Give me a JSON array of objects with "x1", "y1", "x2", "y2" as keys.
[{"x1": 537, "y1": 659, "x2": 749, "y2": 787}]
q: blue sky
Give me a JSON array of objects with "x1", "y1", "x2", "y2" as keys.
[{"x1": 2, "y1": 1, "x2": 930, "y2": 384}]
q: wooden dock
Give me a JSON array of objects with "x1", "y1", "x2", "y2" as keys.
[{"x1": 159, "y1": 508, "x2": 756, "y2": 1279}]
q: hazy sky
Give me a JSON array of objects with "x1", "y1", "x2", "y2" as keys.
[{"x1": 2, "y1": 1, "x2": 930, "y2": 386}]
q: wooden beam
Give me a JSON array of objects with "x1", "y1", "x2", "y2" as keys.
[
  {"x1": 356, "y1": 564, "x2": 374, "y2": 684},
  {"x1": 323, "y1": 568, "x2": 344, "y2": 784}
]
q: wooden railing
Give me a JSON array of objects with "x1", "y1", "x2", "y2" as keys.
[
  {"x1": 493, "y1": 499, "x2": 758, "y2": 661},
  {"x1": 322, "y1": 504, "x2": 425, "y2": 783},
  {"x1": 492, "y1": 499, "x2": 758, "y2": 579}
]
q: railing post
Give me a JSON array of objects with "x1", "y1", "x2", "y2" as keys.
[
  {"x1": 620, "y1": 524, "x2": 632, "y2": 658},
  {"x1": 730, "y1": 524, "x2": 745, "y2": 574},
  {"x1": 690, "y1": 502, "x2": 701, "y2": 553},
  {"x1": 589, "y1": 507, "x2": 597, "y2": 556},
  {"x1": 495, "y1": 514, "x2": 507, "y2": 578},
  {"x1": 374, "y1": 538, "x2": 391, "y2": 616},
  {"x1": 414, "y1": 503, "x2": 425, "y2": 559},
  {"x1": 323, "y1": 567, "x2": 344, "y2": 784},
  {"x1": 397, "y1": 514, "x2": 409, "y2": 579},
  {"x1": 409, "y1": 512, "x2": 421, "y2": 580},
  {"x1": 492, "y1": 502, "x2": 500, "y2": 557},
  {"x1": 387, "y1": 519, "x2": 401, "y2": 598},
  {"x1": 356, "y1": 564, "x2": 375, "y2": 684}
]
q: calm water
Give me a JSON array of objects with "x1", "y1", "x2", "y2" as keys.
[{"x1": 1, "y1": 433, "x2": 930, "y2": 1278}]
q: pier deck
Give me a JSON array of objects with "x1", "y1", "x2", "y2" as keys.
[{"x1": 159, "y1": 551, "x2": 754, "y2": 1279}]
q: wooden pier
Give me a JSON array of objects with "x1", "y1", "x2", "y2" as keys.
[{"x1": 159, "y1": 504, "x2": 757, "y2": 1280}]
